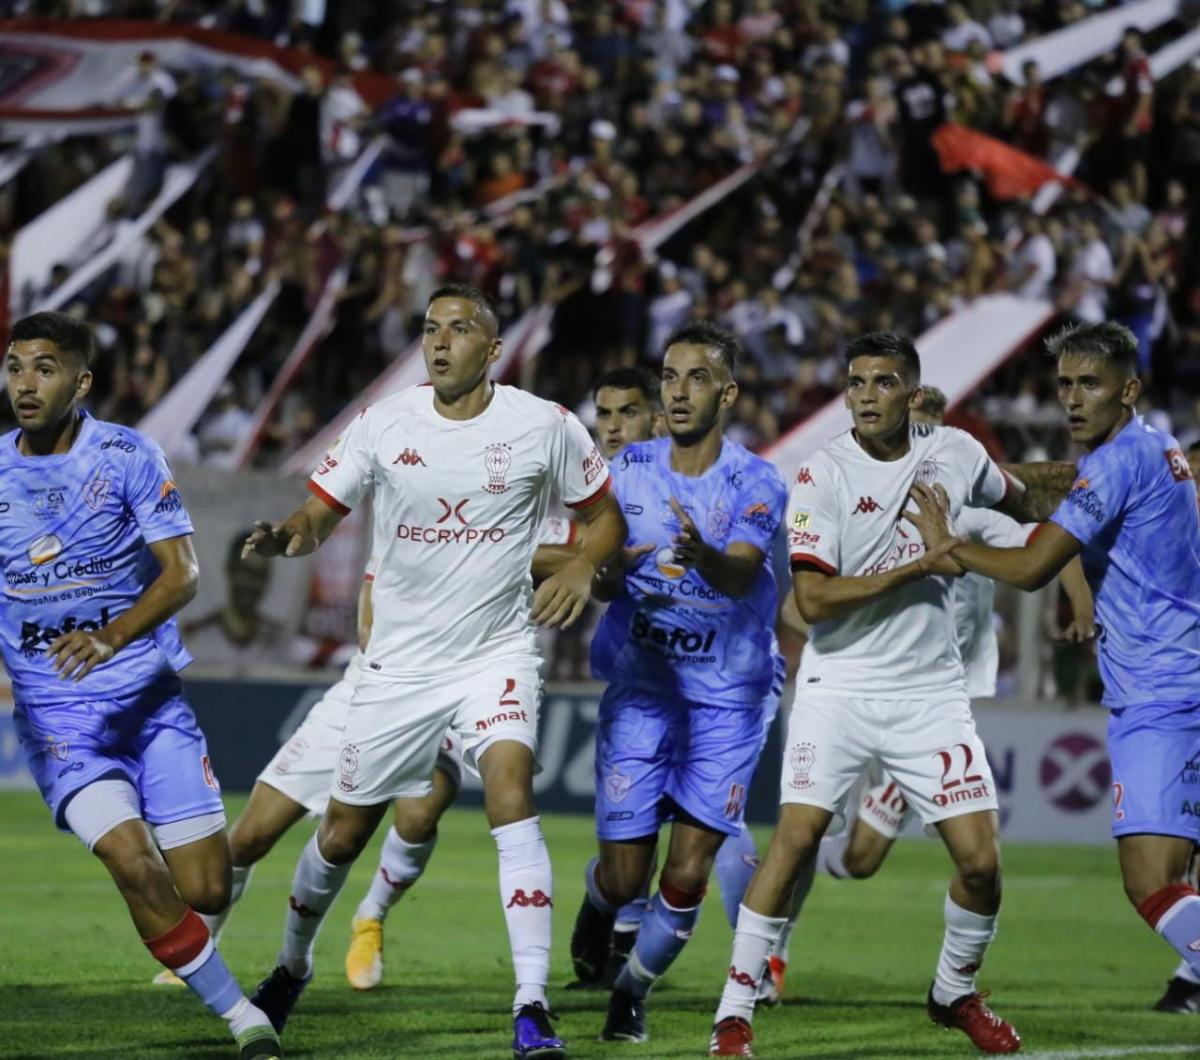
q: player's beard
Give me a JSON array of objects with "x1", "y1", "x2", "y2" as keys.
[{"x1": 667, "y1": 396, "x2": 722, "y2": 447}]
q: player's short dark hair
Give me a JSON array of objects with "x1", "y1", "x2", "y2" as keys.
[
  {"x1": 915, "y1": 385, "x2": 947, "y2": 418},
  {"x1": 427, "y1": 283, "x2": 499, "y2": 336},
  {"x1": 664, "y1": 320, "x2": 740, "y2": 376},
  {"x1": 1045, "y1": 321, "x2": 1137, "y2": 375},
  {"x1": 592, "y1": 367, "x2": 661, "y2": 407},
  {"x1": 844, "y1": 331, "x2": 921, "y2": 383},
  {"x1": 9, "y1": 311, "x2": 97, "y2": 370}
]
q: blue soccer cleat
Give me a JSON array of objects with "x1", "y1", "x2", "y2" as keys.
[
  {"x1": 250, "y1": 966, "x2": 311, "y2": 1034},
  {"x1": 512, "y1": 1002, "x2": 565, "y2": 1059}
]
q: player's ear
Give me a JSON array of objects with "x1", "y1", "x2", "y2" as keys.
[
  {"x1": 908, "y1": 384, "x2": 925, "y2": 411},
  {"x1": 720, "y1": 378, "x2": 739, "y2": 411},
  {"x1": 1121, "y1": 373, "x2": 1141, "y2": 409},
  {"x1": 488, "y1": 337, "x2": 503, "y2": 365},
  {"x1": 75, "y1": 368, "x2": 93, "y2": 401}
]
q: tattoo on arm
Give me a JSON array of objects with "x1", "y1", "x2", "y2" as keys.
[{"x1": 997, "y1": 461, "x2": 1077, "y2": 522}]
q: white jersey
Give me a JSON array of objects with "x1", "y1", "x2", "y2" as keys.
[
  {"x1": 310, "y1": 384, "x2": 610, "y2": 677},
  {"x1": 536, "y1": 513, "x2": 576, "y2": 546},
  {"x1": 954, "y1": 506, "x2": 1035, "y2": 698},
  {"x1": 787, "y1": 424, "x2": 1009, "y2": 696}
]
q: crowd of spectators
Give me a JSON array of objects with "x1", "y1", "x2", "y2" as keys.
[{"x1": 1, "y1": 0, "x2": 1198, "y2": 691}]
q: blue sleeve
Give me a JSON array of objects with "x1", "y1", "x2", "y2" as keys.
[
  {"x1": 729, "y1": 465, "x2": 787, "y2": 554},
  {"x1": 123, "y1": 438, "x2": 194, "y2": 543},
  {"x1": 1049, "y1": 445, "x2": 1133, "y2": 548}
]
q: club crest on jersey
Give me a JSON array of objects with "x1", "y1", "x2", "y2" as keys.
[
  {"x1": 604, "y1": 767, "x2": 633, "y2": 804},
  {"x1": 483, "y1": 443, "x2": 513, "y2": 494},
  {"x1": 82, "y1": 475, "x2": 111, "y2": 511},
  {"x1": 337, "y1": 743, "x2": 361, "y2": 792},
  {"x1": 915, "y1": 460, "x2": 939, "y2": 485},
  {"x1": 789, "y1": 742, "x2": 816, "y2": 790},
  {"x1": 28, "y1": 533, "x2": 63, "y2": 566},
  {"x1": 708, "y1": 506, "x2": 732, "y2": 539}
]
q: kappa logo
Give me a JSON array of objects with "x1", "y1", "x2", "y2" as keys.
[
  {"x1": 289, "y1": 895, "x2": 319, "y2": 919},
  {"x1": 507, "y1": 889, "x2": 553, "y2": 909},
  {"x1": 484, "y1": 443, "x2": 513, "y2": 494},
  {"x1": 853, "y1": 496, "x2": 882, "y2": 514},
  {"x1": 795, "y1": 467, "x2": 815, "y2": 486},
  {"x1": 393, "y1": 448, "x2": 427, "y2": 467},
  {"x1": 727, "y1": 966, "x2": 759, "y2": 989},
  {"x1": 380, "y1": 867, "x2": 410, "y2": 891},
  {"x1": 436, "y1": 497, "x2": 470, "y2": 525}
]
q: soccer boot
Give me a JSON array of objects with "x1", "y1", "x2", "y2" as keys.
[
  {"x1": 1154, "y1": 975, "x2": 1200, "y2": 1013},
  {"x1": 569, "y1": 894, "x2": 615, "y2": 985},
  {"x1": 602, "y1": 927, "x2": 637, "y2": 988},
  {"x1": 251, "y1": 966, "x2": 311, "y2": 1034},
  {"x1": 345, "y1": 917, "x2": 384, "y2": 990},
  {"x1": 151, "y1": 969, "x2": 185, "y2": 986},
  {"x1": 757, "y1": 955, "x2": 786, "y2": 1007},
  {"x1": 600, "y1": 987, "x2": 648, "y2": 1043},
  {"x1": 236, "y1": 1023, "x2": 283, "y2": 1059},
  {"x1": 927, "y1": 985, "x2": 1021, "y2": 1053},
  {"x1": 709, "y1": 1016, "x2": 755, "y2": 1057},
  {"x1": 512, "y1": 1002, "x2": 565, "y2": 1059}
]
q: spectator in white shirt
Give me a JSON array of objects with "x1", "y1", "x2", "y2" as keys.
[
  {"x1": 1067, "y1": 216, "x2": 1115, "y2": 324},
  {"x1": 941, "y1": 2, "x2": 992, "y2": 53},
  {"x1": 1010, "y1": 213, "x2": 1057, "y2": 300}
]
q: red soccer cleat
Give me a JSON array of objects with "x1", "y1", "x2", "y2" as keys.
[
  {"x1": 927, "y1": 986, "x2": 1021, "y2": 1053},
  {"x1": 709, "y1": 1016, "x2": 755, "y2": 1057}
]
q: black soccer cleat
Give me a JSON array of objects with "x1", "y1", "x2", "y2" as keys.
[
  {"x1": 570, "y1": 894, "x2": 615, "y2": 985},
  {"x1": 600, "y1": 987, "x2": 648, "y2": 1043},
  {"x1": 250, "y1": 966, "x2": 311, "y2": 1034},
  {"x1": 603, "y1": 927, "x2": 637, "y2": 988},
  {"x1": 236, "y1": 1024, "x2": 283, "y2": 1059},
  {"x1": 1154, "y1": 976, "x2": 1200, "y2": 1014}
]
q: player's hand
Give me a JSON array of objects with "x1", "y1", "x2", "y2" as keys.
[
  {"x1": 668, "y1": 497, "x2": 707, "y2": 570},
  {"x1": 1057, "y1": 611, "x2": 1097, "y2": 643},
  {"x1": 242, "y1": 519, "x2": 316, "y2": 559},
  {"x1": 919, "y1": 536, "x2": 966, "y2": 577},
  {"x1": 47, "y1": 629, "x2": 117, "y2": 681},
  {"x1": 904, "y1": 484, "x2": 965, "y2": 575},
  {"x1": 599, "y1": 542, "x2": 654, "y2": 578},
  {"x1": 532, "y1": 555, "x2": 596, "y2": 629}
]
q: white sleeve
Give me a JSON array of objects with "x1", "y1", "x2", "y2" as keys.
[
  {"x1": 787, "y1": 455, "x2": 842, "y2": 575},
  {"x1": 307, "y1": 408, "x2": 376, "y2": 514},
  {"x1": 956, "y1": 505, "x2": 1036, "y2": 549},
  {"x1": 951, "y1": 428, "x2": 1009, "y2": 509},
  {"x1": 548, "y1": 408, "x2": 611, "y2": 510},
  {"x1": 536, "y1": 515, "x2": 576, "y2": 546}
]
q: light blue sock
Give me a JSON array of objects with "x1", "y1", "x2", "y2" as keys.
[
  {"x1": 584, "y1": 855, "x2": 620, "y2": 915},
  {"x1": 180, "y1": 944, "x2": 245, "y2": 1017},
  {"x1": 614, "y1": 889, "x2": 702, "y2": 998},
  {"x1": 1149, "y1": 890, "x2": 1200, "y2": 976},
  {"x1": 714, "y1": 824, "x2": 760, "y2": 929}
]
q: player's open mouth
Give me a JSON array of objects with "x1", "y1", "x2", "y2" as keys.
[
  {"x1": 431, "y1": 359, "x2": 450, "y2": 371},
  {"x1": 859, "y1": 411, "x2": 880, "y2": 422},
  {"x1": 1068, "y1": 415, "x2": 1086, "y2": 427},
  {"x1": 15, "y1": 400, "x2": 40, "y2": 415},
  {"x1": 669, "y1": 406, "x2": 690, "y2": 420}
]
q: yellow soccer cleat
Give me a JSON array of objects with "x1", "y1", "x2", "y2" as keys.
[
  {"x1": 152, "y1": 968, "x2": 185, "y2": 987},
  {"x1": 345, "y1": 917, "x2": 384, "y2": 990}
]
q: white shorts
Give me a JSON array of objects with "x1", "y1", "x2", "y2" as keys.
[
  {"x1": 780, "y1": 690, "x2": 997, "y2": 827},
  {"x1": 260, "y1": 674, "x2": 464, "y2": 814},
  {"x1": 333, "y1": 657, "x2": 542, "y2": 806}
]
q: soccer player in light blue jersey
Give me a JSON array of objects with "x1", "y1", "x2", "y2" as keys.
[
  {"x1": 569, "y1": 321, "x2": 788, "y2": 1044},
  {"x1": 907, "y1": 321, "x2": 1200, "y2": 1013},
  {"x1": 0, "y1": 312, "x2": 281, "y2": 1059}
]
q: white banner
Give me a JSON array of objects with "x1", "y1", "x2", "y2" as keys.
[
  {"x1": 997, "y1": 0, "x2": 1178, "y2": 83},
  {"x1": 10, "y1": 154, "x2": 131, "y2": 312},
  {"x1": 763, "y1": 294, "x2": 1056, "y2": 487},
  {"x1": 138, "y1": 278, "x2": 280, "y2": 459}
]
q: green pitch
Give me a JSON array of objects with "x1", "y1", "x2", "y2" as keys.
[{"x1": 1, "y1": 791, "x2": 1194, "y2": 1059}]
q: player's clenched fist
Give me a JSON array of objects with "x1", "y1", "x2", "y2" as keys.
[
  {"x1": 242, "y1": 519, "x2": 318, "y2": 559},
  {"x1": 48, "y1": 630, "x2": 116, "y2": 681},
  {"x1": 532, "y1": 555, "x2": 596, "y2": 629}
]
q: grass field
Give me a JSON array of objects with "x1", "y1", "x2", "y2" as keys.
[{"x1": 2, "y1": 791, "x2": 1197, "y2": 1060}]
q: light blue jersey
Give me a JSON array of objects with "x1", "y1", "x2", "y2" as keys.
[
  {"x1": 590, "y1": 437, "x2": 787, "y2": 709},
  {"x1": 0, "y1": 412, "x2": 194, "y2": 706},
  {"x1": 1049, "y1": 415, "x2": 1200, "y2": 710}
]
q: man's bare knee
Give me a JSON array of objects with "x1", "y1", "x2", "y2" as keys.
[
  {"x1": 319, "y1": 804, "x2": 383, "y2": 865},
  {"x1": 180, "y1": 875, "x2": 230, "y2": 916},
  {"x1": 393, "y1": 798, "x2": 442, "y2": 844},
  {"x1": 228, "y1": 822, "x2": 278, "y2": 867}
]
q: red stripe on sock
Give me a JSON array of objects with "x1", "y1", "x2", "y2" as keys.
[
  {"x1": 659, "y1": 877, "x2": 706, "y2": 910},
  {"x1": 144, "y1": 908, "x2": 210, "y2": 969},
  {"x1": 1138, "y1": 884, "x2": 1197, "y2": 930}
]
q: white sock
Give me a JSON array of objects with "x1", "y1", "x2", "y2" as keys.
[
  {"x1": 1176, "y1": 958, "x2": 1200, "y2": 985},
  {"x1": 932, "y1": 892, "x2": 997, "y2": 1006},
  {"x1": 816, "y1": 833, "x2": 851, "y2": 879},
  {"x1": 355, "y1": 828, "x2": 436, "y2": 922},
  {"x1": 278, "y1": 835, "x2": 353, "y2": 980},
  {"x1": 493, "y1": 816, "x2": 553, "y2": 1014},
  {"x1": 715, "y1": 904, "x2": 787, "y2": 1024},
  {"x1": 221, "y1": 995, "x2": 272, "y2": 1036},
  {"x1": 201, "y1": 864, "x2": 253, "y2": 942}
]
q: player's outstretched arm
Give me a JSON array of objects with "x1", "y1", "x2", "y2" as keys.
[
  {"x1": 532, "y1": 492, "x2": 626, "y2": 628},
  {"x1": 906, "y1": 482, "x2": 1081, "y2": 591},
  {"x1": 532, "y1": 542, "x2": 581, "y2": 581},
  {"x1": 996, "y1": 461, "x2": 1077, "y2": 522},
  {"x1": 242, "y1": 494, "x2": 343, "y2": 559},
  {"x1": 47, "y1": 534, "x2": 199, "y2": 681}
]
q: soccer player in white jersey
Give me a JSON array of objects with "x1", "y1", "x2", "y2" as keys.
[
  {"x1": 708, "y1": 332, "x2": 1058, "y2": 1057},
  {"x1": 242, "y1": 284, "x2": 626, "y2": 1059}
]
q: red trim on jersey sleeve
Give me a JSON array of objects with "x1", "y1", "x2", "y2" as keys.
[
  {"x1": 1025, "y1": 522, "x2": 1046, "y2": 546},
  {"x1": 790, "y1": 553, "x2": 836, "y2": 575},
  {"x1": 363, "y1": 572, "x2": 375, "y2": 583},
  {"x1": 566, "y1": 475, "x2": 612, "y2": 510},
  {"x1": 307, "y1": 479, "x2": 351, "y2": 515},
  {"x1": 567, "y1": 520, "x2": 579, "y2": 545}
]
